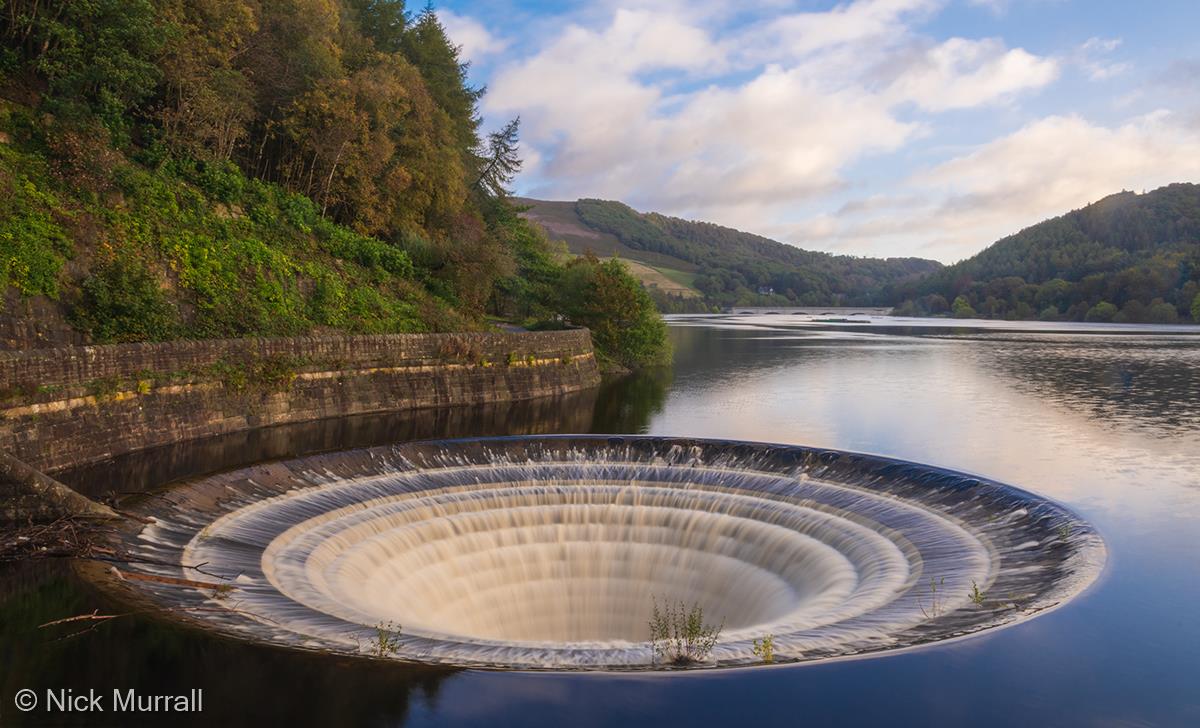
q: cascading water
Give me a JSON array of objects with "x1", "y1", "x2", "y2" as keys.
[{"x1": 111, "y1": 436, "x2": 1105, "y2": 669}]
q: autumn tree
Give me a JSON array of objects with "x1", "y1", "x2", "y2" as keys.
[{"x1": 401, "y1": 5, "x2": 482, "y2": 156}]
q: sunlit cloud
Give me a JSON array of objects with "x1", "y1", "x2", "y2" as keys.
[{"x1": 450, "y1": 0, "x2": 1200, "y2": 261}]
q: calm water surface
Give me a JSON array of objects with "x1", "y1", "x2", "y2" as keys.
[{"x1": 3, "y1": 313, "x2": 1199, "y2": 727}]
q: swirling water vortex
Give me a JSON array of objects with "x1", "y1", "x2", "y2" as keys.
[{"x1": 111, "y1": 436, "x2": 1105, "y2": 670}]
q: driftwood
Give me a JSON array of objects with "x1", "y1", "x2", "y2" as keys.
[{"x1": 1, "y1": 451, "x2": 120, "y2": 520}]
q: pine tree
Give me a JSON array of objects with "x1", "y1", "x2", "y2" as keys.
[
  {"x1": 347, "y1": 0, "x2": 409, "y2": 54},
  {"x1": 476, "y1": 118, "x2": 522, "y2": 199},
  {"x1": 401, "y1": 5, "x2": 483, "y2": 154}
]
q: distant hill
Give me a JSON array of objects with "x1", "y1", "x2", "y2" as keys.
[
  {"x1": 518, "y1": 198, "x2": 942, "y2": 312},
  {"x1": 892, "y1": 183, "x2": 1200, "y2": 323}
]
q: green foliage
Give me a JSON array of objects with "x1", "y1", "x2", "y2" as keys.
[
  {"x1": 894, "y1": 184, "x2": 1200, "y2": 322},
  {"x1": 0, "y1": 119, "x2": 450, "y2": 342},
  {"x1": 1192, "y1": 292, "x2": 1200, "y2": 323},
  {"x1": 13, "y1": 0, "x2": 163, "y2": 141},
  {"x1": 1085, "y1": 301, "x2": 1118, "y2": 323},
  {"x1": 569, "y1": 198, "x2": 941, "y2": 310},
  {"x1": 489, "y1": 206, "x2": 563, "y2": 322},
  {"x1": 969, "y1": 581, "x2": 987, "y2": 607},
  {"x1": 369, "y1": 621, "x2": 403, "y2": 657},
  {"x1": 919, "y1": 576, "x2": 947, "y2": 619},
  {"x1": 401, "y1": 6, "x2": 482, "y2": 154},
  {"x1": 558, "y1": 254, "x2": 671, "y2": 370},
  {"x1": 751, "y1": 634, "x2": 775, "y2": 664},
  {"x1": 648, "y1": 598, "x2": 723, "y2": 666},
  {"x1": 0, "y1": 147, "x2": 73, "y2": 302},
  {"x1": 320, "y1": 226, "x2": 415, "y2": 277},
  {"x1": 1, "y1": 0, "x2": 685, "y2": 348},
  {"x1": 348, "y1": 0, "x2": 410, "y2": 54},
  {"x1": 951, "y1": 295, "x2": 977, "y2": 319},
  {"x1": 72, "y1": 257, "x2": 179, "y2": 343}
]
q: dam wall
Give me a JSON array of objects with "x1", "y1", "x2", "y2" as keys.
[{"x1": 0, "y1": 330, "x2": 600, "y2": 498}]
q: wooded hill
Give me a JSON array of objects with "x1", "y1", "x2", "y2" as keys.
[
  {"x1": 890, "y1": 184, "x2": 1200, "y2": 323},
  {"x1": 0, "y1": 1, "x2": 670, "y2": 368},
  {"x1": 519, "y1": 198, "x2": 942, "y2": 312}
]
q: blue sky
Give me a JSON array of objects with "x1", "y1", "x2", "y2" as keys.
[{"x1": 436, "y1": 0, "x2": 1200, "y2": 262}]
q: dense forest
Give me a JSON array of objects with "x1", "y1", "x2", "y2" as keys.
[
  {"x1": 571, "y1": 199, "x2": 942, "y2": 311},
  {"x1": 891, "y1": 184, "x2": 1200, "y2": 323},
  {"x1": 0, "y1": 0, "x2": 668, "y2": 368}
]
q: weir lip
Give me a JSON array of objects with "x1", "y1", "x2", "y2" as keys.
[{"x1": 112, "y1": 436, "x2": 1106, "y2": 670}]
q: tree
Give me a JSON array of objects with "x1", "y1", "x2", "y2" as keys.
[
  {"x1": 1085, "y1": 301, "x2": 1118, "y2": 322},
  {"x1": 401, "y1": 5, "x2": 482, "y2": 155},
  {"x1": 1192, "y1": 292, "x2": 1200, "y2": 323},
  {"x1": 559, "y1": 254, "x2": 671, "y2": 370},
  {"x1": 475, "y1": 117, "x2": 522, "y2": 198},
  {"x1": 951, "y1": 295, "x2": 976, "y2": 319},
  {"x1": 1148, "y1": 298, "x2": 1178, "y2": 324},
  {"x1": 17, "y1": 0, "x2": 163, "y2": 141},
  {"x1": 347, "y1": 0, "x2": 408, "y2": 53},
  {"x1": 157, "y1": 0, "x2": 258, "y2": 161}
]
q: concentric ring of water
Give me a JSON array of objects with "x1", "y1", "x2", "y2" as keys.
[{"x1": 115, "y1": 436, "x2": 1105, "y2": 669}]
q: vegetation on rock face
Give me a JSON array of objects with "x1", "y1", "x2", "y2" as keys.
[
  {"x1": 892, "y1": 184, "x2": 1200, "y2": 323},
  {"x1": 0, "y1": 1, "x2": 670, "y2": 366}
]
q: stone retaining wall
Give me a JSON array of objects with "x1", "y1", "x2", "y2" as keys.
[{"x1": 0, "y1": 329, "x2": 600, "y2": 475}]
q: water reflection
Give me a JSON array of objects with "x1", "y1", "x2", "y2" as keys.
[
  {"x1": 56, "y1": 390, "x2": 601, "y2": 503},
  {"x1": 4, "y1": 315, "x2": 1199, "y2": 727},
  {"x1": 1, "y1": 561, "x2": 453, "y2": 728}
]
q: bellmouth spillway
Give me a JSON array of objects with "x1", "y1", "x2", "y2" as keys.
[{"x1": 110, "y1": 436, "x2": 1106, "y2": 670}]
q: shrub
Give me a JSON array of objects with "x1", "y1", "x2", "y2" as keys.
[
  {"x1": 648, "y1": 598, "x2": 723, "y2": 666},
  {"x1": 321, "y1": 227, "x2": 414, "y2": 278},
  {"x1": 559, "y1": 254, "x2": 671, "y2": 370},
  {"x1": 72, "y1": 257, "x2": 178, "y2": 342},
  {"x1": 0, "y1": 149, "x2": 74, "y2": 303},
  {"x1": 195, "y1": 160, "x2": 245, "y2": 204},
  {"x1": 752, "y1": 634, "x2": 775, "y2": 664},
  {"x1": 951, "y1": 295, "x2": 977, "y2": 318}
]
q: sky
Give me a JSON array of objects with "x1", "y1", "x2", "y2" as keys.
[{"x1": 436, "y1": 0, "x2": 1200, "y2": 263}]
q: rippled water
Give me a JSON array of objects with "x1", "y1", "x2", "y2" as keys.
[{"x1": 4, "y1": 314, "x2": 1199, "y2": 726}]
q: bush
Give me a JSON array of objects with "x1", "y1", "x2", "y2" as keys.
[
  {"x1": 648, "y1": 599, "x2": 723, "y2": 666},
  {"x1": 0, "y1": 153, "x2": 73, "y2": 302},
  {"x1": 195, "y1": 160, "x2": 245, "y2": 204},
  {"x1": 951, "y1": 295, "x2": 977, "y2": 318},
  {"x1": 558, "y1": 254, "x2": 671, "y2": 370},
  {"x1": 321, "y1": 227, "x2": 414, "y2": 278},
  {"x1": 72, "y1": 257, "x2": 178, "y2": 342}
]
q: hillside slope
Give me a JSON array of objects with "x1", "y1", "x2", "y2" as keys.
[
  {"x1": 519, "y1": 198, "x2": 941, "y2": 311},
  {"x1": 0, "y1": 102, "x2": 473, "y2": 350},
  {"x1": 892, "y1": 184, "x2": 1200, "y2": 322}
]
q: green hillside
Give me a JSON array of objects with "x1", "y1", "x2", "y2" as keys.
[
  {"x1": 0, "y1": 1, "x2": 670, "y2": 368},
  {"x1": 520, "y1": 198, "x2": 942, "y2": 312},
  {"x1": 892, "y1": 184, "x2": 1200, "y2": 323}
]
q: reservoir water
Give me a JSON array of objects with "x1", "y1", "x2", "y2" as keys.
[{"x1": 3, "y1": 313, "x2": 1198, "y2": 726}]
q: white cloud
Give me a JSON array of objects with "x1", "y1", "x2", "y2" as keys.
[
  {"x1": 1072, "y1": 37, "x2": 1128, "y2": 80},
  {"x1": 794, "y1": 112, "x2": 1200, "y2": 260},
  {"x1": 486, "y1": 0, "x2": 1055, "y2": 227},
  {"x1": 885, "y1": 38, "x2": 1058, "y2": 110},
  {"x1": 479, "y1": 0, "x2": 1195, "y2": 262},
  {"x1": 440, "y1": 10, "x2": 508, "y2": 61}
]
